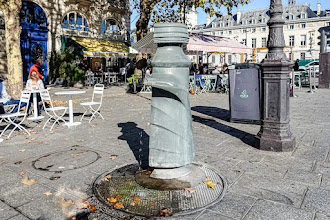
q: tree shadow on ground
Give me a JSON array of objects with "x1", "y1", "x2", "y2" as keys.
[
  {"x1": 118, "y1": 122, "x2": 149, "y2": 169},
  {"x1": 191, "y1": 106, "x2": 257, "y2": 148}
]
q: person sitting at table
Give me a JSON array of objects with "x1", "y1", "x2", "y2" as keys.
[
  {"x1": 26, "y1": 71, "x2": 44, "y2": 116},
  {"x1": 0, "y1": 79, "x2": 29, "y2": 114}
]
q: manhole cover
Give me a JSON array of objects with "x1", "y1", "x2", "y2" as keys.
[
  {"x1": 92, "y1": 163, "x2": 226, "y2": 217},
  {"x1": 32, "y1": 147, "x2": 100, "y2": 172}
]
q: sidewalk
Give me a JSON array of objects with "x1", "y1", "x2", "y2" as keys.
[{"x1": 0, "y1": 86, "x2": 329, "y2": 220}]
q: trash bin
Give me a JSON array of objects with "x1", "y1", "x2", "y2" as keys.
[{"x1": 229, "y1": 63, "x2": 261, "y2": 124}]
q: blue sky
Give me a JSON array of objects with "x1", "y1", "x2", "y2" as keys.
[{"x1": 130, "y1": 0, "x2": 328, "y2": 29}]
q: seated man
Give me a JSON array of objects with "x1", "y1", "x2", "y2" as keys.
[{"x1": 0, "y1": 80, "x2": 28, "y2": 114}]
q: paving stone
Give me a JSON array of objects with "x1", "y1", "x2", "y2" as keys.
[
  {"x1": 301, "y1": 187, "x2": 330, "y2": 215},
  {"x1": 5, "y1": 214, "x2": 30, "y2": 220},
  {"x1": 196, "y1": 210, "x2": 235, "y2": 220},
  {"x1": 221, "y1": 147, "x2": 265, "y2": 163},
  {"x1": 284, "y1": 170, "x2": 322, "y2": 186},
  {"x1": 244, "y1": 199, "x2": 313, "y2": 220},
  {"x1": 315, "y1": 213, "x2": 330, "y2": 220},
  {"x1": 234, "y1": 161, "x2": 287, "y2": 178},
  {"x1": 0, "y1": 201, "x2": 20, "y2": 219},
  {"x1": 198, "y1": 156, "x2": 241, "y2": 171},
  {"x1": 292, "y1": 142, "x2": 328, "y2": 161},
  {"x1": 261, "y1": 155, "x2": 315, "y2": 172},
  {"x1": 314, "y1": 162, "x2": 330, "y2": 175},
  {"x1": 321, "y1": 174, "x2": 330, "y2": 189},
  {"x1": 207, "y1": 192, "x2": 256, "y2": 219}
]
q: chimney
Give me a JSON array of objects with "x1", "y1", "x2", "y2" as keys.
[
  {"x1": 317, "y1": 1, "x2": 321, "y2": 16},
  {"x1": 206, "y1": 15, "x2": 211, "y2": 26},
  {"x1": 237, "y1": 9, "x2": 241, "y2": 24}
]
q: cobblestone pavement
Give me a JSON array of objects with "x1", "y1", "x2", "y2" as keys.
[{"x1": 0, "y1": 85, "x2": 329, "y2": 220}]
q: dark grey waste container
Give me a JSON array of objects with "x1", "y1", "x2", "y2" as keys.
[{"x1": 229, "y1": 64, "x2": 260, "y2": 124}]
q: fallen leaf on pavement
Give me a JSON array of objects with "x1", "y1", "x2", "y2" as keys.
[
  {"x1": 130, "y1": 202, "x2": 135, "y2": 206},
  {"x1": 43, "y1": 191, "x2": 52, "y2": 196},
  {"x1": 19, "y1": 149, "x2": 26, "y2": 152},
  {"x1": 322, "y1": 165, "x2": 329, "y2": 168},
  {"x1": 30, "y1": 138, "x2": 36, "y2": 141},
  {"x1": 39, "y1": 141, "x2": 43, "y2": 144},
  {"x1": 21, "y1": 177, "x2": 37, "y2": 185},
  {"x1": 77, "y1": 139, "x2": 84, "y2": 142},
  {"x1": 114, "y1": 202, "x2": 124, "y2": 209},
  {"x1": 55, "y1": 192, "x2": 62, "y2": 197},
  {"x1": 204, "y1": 180, "x2": 217, "y2": 189},
  {"x1": 206, "y1": 176, "x2": 210, "y2": 179},
  {"x1": 2, "y1": 161, "x2": 6, "y2": 163},
  {"x1": 19, "y1": 172, "x2": 25, "y2": 175},
  {"x1": 115, "y1": 195, "x2": 121, "y2": 200},
  {"x1": 64, "y1": 138, "x2": 70, "y2": 141},
  {"x1": 59, "y1": 198, "x2": 74, "y2": 207},
  {"x1": 71, "y1": 152, "x2": 83, "y2": 157},
  {"x1": 109, "y1": 155, "x2": 118, "y2": 160},
  {"x1": 184, "y1": 188, "x2": 196, "y2": 194},
  {"x1": 160, "y1": 208, "x2": 172, "y2": 217},
  {"x1": 150, "y1": 202, "x2": 154, "y2": 206},
  {"x1": 88, "y1": 204, "x2": 96, "y2": 211}
]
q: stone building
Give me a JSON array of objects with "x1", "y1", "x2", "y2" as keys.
[
  {"x1": 0, "y1": 0, "x2": 131, "y2": 82},
  {"x1": 192, "y1": 1, "x2": 330, "y2": 65}
]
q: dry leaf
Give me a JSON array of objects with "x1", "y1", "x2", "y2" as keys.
[
  {"x1": 322, "y1": 165, "x2": 329, "y2": 168},
  {"x1": 206, "y1": 176, "x2": 210, "y2": 179},
  {"x1": 184, "y1": 188, "x2": 196, "y2": 194},
  {"x1": 109, "y1": 155, "x2": 118, "y2": 160},
  {"x1": 59, "y1": 198, "x2": 74, "y2": 207},
  {"x1": 92, "y1": 218, "x2": 98, "y2": 220},
  {"x1": 2, "y1": 161, "x2": 6, "y2": 163},
  {"x1": 204, "y1": 180, "x2": 217, "y2": 189},
  {"x1": 55, "y1": 192, "x2": 62, "y2": 197},
  {"x1": 102, "y1": 175, "x2": 111, "y2": 182},
  {"x1": 19, "y1": 172, "x2": 25, "y2": 175},
  {"x1": 77, "y1": 139, "x2": 84, "y2": 142},
  {"x1": 27, "y1": 140, "x2": 32, "y2": 143},
  {"x1": 39, "y1": 141, "x2": 43, "y2": 144},
  {"x1": 88, "y1": 204, "x2": 96, "y2": 211},
  {"x1": 115, "y1": 195, "x2": 121, "y2": 199},
  {"x1": 130, "y1": 202, "x2": 135, "y2": 206},
  {"x1": 64, "y1": 138, "x2": 70, "y2": 141},
  {"x1": 114, "y1": 202, "x2": 124, "y2": 209},
  {"x1": 132, "y1": 196, "x2": 141, "y2": 204},
  {"x1": 43, "y1": 191, "x2": 52, "y2": 196},
  {"x1": 21, "y1": 177, "x2": 37, "y2": 185},
  {"x1": 71, "y1": 152, "x2": 83, "y2": 157},
  {"x1": 108, "y1": 197, "x2": 117, "y2": 203},
  {"x1": 150, "y1": 202, "x2": 154, "y2": 206},
  {"x1": 19, "y1": 149, "x2": 26, "y2": 152},
  {"x1": 30, "y1": 138, "x2": 36, "y2": 141}
]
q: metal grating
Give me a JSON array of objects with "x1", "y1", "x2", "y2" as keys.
[{"x1": 93, "y1": 163, "x2": 227, "y2": 217}]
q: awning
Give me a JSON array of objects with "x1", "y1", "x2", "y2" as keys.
[
  {"x1": 70, "y1": 37, "x2": 134, "y2": 58},
  {"x1": 132, "y1": 32, "x2": 252, "y2": 54}
]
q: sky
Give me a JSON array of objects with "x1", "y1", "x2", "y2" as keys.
[{"x1": 130, "y1": 0, "x2": 328, "y2": 29}]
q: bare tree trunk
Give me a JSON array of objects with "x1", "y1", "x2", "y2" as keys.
[{"x1": 0, "y1": 0, "x2": 23, "y2": 99}]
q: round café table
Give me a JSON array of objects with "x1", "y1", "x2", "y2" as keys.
[
  {"x1": 55, "y1": 91, "x2": 86, "y2": 127},
  {"x1": 27, "y1": 89, "x2": 46, "y2": 121}
]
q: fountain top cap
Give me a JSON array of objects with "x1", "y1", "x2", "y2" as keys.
[{"x1": 153, "y1": 23, "x2": 189, "y2": 44}]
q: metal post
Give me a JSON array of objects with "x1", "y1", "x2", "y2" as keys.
[{"x1": 255, "y1": 0, "x2": 296, "y2": 152}]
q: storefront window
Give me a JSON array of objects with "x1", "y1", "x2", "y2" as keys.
[
  {"x1": 100, "y1": 19, "x2": 121, "y2": 34},
  {"x1": 62, "y1": 12, "x2": 88, "y2": 31}
]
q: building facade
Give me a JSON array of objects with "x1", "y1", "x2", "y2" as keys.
[
  {"x1": 0, "y1": 0, "x2": 131, "y2": 82},
  {"x1": 192, "y1": 1, "x2": 330, "y2": 65}
]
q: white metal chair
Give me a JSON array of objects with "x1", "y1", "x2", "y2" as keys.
[
  {"x1": 0, "y1": 104, "x2": 17, "y2": 124},
  {"x1": 40, "y1": 89, "x2": 68, "y2": 131},
  {"x1": 0, "y1": 92, "x2": 31, "y2": 139},
  {"x1": 80, "y1": 84, "x2": 104, "y2": 123},
  {"x1": 140, "y1": 74, "x2": 152, "y2": 93}
]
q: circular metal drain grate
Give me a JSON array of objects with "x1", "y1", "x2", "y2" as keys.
[
  {"x1": 32, "y1": 146, "x2": 100, "y2": 172},
  {"x1": 92, "y1": 163, "x2": 227, "y2": 217}
]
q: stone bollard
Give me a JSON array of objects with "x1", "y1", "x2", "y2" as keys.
[{"x1": 148, "y1": 23, "x2": 194, "y2": 179}]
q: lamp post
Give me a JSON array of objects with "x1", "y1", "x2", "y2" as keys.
[{"x1": 255, "y1": 0, "x2": 296, "y2": 152}]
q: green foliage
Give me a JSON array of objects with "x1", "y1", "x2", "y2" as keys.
[{"x1": 49, "y1": 47, "x2": 85, "y2": 82}]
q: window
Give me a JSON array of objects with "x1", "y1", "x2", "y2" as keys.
[
  {"x1": 252, "y1": 28, "x2": 256, "y2": 33},
  {"x1": 326, "y1": 22, "x2": 330, "y2": 26},
  {"x1": 301, "y1": 14, "x2": 306, "y2": 19},
  {"x1": 242, "y1": 29, "x2": 247, "y2": 33},
  {"x1": 100, "y1": 19, "x2": 121, "y2": 33},
  {"x1": 228, "y1": 30, "x2": 232, "y2": 34},
  {"x1": 262, "y1": 38, "x2": 267, "y2": 47},
  {"x1": 243, "y1": 20, "x2": 246, "y2": 25},
  {"x1": 212, "y1": 32, "x2": 215, "y2": 35},
  {"x1": 300, "y1": 35, "x2": 306, "y2": 46},
  {"x1": 300, "y1": 52, "x2": 305, "y2": 60},
  {"x1": 212, "y1": 55, "x2": 215, "y2": 63},
  {"x1": 301, "y1": 23, "x2": 306, "y2": 29},
  {"x1": 62, "y1": 12, "x2": 88, "y2": 31},
  {"x1": 262, "y1": 27, "x2": 266, "y2": 32},
  {"x1": 220, "y1": 23, "x2": 223, "y2": 27},
  {"x1": 252, "y1": 19, "x2": 256, "y2": 24},
  {"x1": 252, "y1": 38, "x2": 256, "y2": 48},
  {"x1": 228, "y1": 55, "x2": 232, "y2": 65},
  {"x1": 289, "y1": 25, "x2": 294, "y2": 29},
  {"x1": 262, "y1": 18, "x2": 266, "y2": 23},
  {"x1": 289, "y1": 36, "x2": 295, "y2": 46},
  {"x1": 242, "y1": 39, "x2": 247, "y2": 45},
  {"x1": 290, "y1": 15, "x2": 294, "y2": 20}
]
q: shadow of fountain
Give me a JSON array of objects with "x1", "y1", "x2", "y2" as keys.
[
  {"x1": 191, "y1": 106, "x2": 230, "y2": 121},
  {"x1": 118, "y1": 122, "x2": 149, "y2": 169}
]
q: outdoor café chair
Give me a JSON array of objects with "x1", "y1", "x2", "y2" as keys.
[
  {"x1": 80, "y1": 84, "x2": 104, "y2": 123},
  {"x1": 0, "y1": 104, "x2": 17, "y2": 124},
  {"x1": 140, "y1": 74, "x2": 152, "y2": 93},
  {"x1": 0, "y1": 91, "x2": 31, "y2": 139},
  {"x1": 40, "y1": 89, "x2": 68, "y2": 131},
  {"x1": 195, "y1": 75, "x2": 207, "y2": 94}
]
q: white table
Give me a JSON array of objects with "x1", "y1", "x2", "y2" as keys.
[
  {"x1": 27, "y1": 89, "x2": 45, "y2": 121},
  {"x1": 55, "y1": 91, "x2": 86, "y2": 127}
]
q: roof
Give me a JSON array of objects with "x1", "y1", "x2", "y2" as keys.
[{"x1": 132, "y1": 32, "x2": 252, "y2": 54}]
